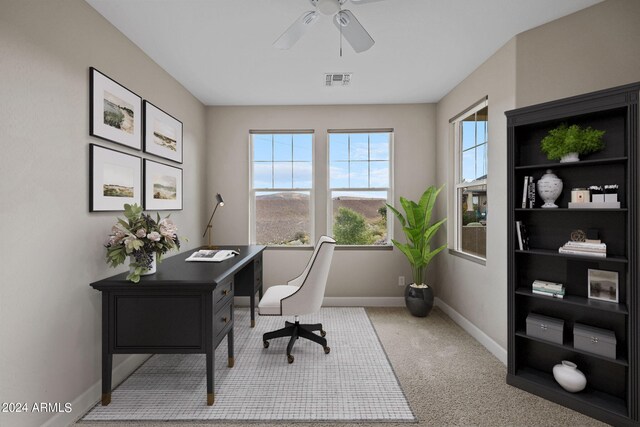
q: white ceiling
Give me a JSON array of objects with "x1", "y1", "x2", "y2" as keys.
[{"x1": 86, "y1": 0, "x2": 602, "y2": 106}]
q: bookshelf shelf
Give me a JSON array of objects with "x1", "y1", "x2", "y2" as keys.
[
  {"x1": 515, "y1": 331, "x2": 629, "y2": 366},
  {"x1": 514, "y1": 156, "x2": 628, "y2": 171},
  {"x1": 515, "y1": 208, "x2": 627, "y2": 213},
  {"x1": 515, "y1": 248, "x2": 627, "y2": 263},
  {"x1": 508, "y1": 367, "x2": 628, "y2": 419},
  {"x1": 515, "y1": 287, "x2": 629, "y2": 315},
  {"x1": 506, "y1": 82, "x2": 639, "y2": 425}
]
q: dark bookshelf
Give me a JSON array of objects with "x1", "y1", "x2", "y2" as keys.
[{"x1": 506, "y1": 82, "x2": 639, "y2": 426}]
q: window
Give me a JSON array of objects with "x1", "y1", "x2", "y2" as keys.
[
  {"x1": 328, "y1": 130, "x2": 393, "y2": 246},
  {"x1": 250, "y1": 132, "x2": 313, "y2": 245},
  {"x1": 452, "y1": 99, "x2": 488, "y2": 259}
]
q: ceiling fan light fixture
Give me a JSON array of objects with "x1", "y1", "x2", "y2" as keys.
[
  {"x1": 317, "y1": 0, "x2": 340, "y2": 15},
  {"x1": 335, "y1": 11, "x2": 350, "y2": 26}
]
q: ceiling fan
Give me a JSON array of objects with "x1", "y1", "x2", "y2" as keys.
[{"x1": 273, "y1": 0, "x2": 386, "y2": 53}]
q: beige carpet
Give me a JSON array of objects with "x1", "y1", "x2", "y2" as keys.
[{"x1": 76, "y1": 307, "x2": 604, "y2": 427}]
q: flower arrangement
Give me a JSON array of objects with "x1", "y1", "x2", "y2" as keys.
[{"x1": 105, "y1": 203, "x2": 181, "y2": 283}]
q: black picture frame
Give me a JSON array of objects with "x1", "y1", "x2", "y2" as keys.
[
  {"x1": 89, "y1": 67, "x2": 142, "y2": 150},
  {"x1": 143, "y1": 159, "x2": 183, "y2": 211},
  {"x1": 90, "y1": 144, "x2": 142, "y2": 212},
  {"x1": 143, "y1": 100, "x2": 183, "y2": 163}
]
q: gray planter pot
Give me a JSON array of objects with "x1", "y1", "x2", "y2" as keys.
[{"x1": 404, "y1": 284, "x2": 434, "y2": 317}]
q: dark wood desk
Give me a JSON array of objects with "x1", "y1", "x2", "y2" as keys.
[{"x1": 90, "y1": 245, "x2": 265, "y2": 406}]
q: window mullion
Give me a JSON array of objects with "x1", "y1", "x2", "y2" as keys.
[{"x1": 271, "y1": 135, "x2": 275, "y2": 189}]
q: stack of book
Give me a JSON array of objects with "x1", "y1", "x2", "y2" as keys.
[
  {"x1": 558, "y1": 241, "x2": 607, "y2": 258},
  {"x1": 532, "y1": 280, "x2": 565, "y2": 298},
  {"x1": 521, "y1": 176, "x2": 536, "y2": 208},
  {"x1": 515, "y1": 221, "x2": 529, "y2": 250}
]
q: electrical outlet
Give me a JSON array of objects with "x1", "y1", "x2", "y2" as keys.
[{"x1": 398, "y1": 276, "x2": 405, "y2": 287}]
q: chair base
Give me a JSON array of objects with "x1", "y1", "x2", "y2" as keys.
[{"x1": 263, "y1": 319, "x2": 330, "y2": 363}]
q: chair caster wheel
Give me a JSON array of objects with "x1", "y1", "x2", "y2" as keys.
[
  {"x1": 287, "y1": 354, "x2": 294, "y2": 364},
  {"x1": 263, "y1": 341, "x2": 269, "y2": 348},
  {"x1": 323, "y1": 346, "x2": 330, "y2": 354},
  {"x1": 320, "y1": 330, "x2": 326, "y2": 337}
]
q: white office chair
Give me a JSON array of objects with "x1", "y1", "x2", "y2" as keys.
[{"x1": 258, "y1": 235, "x2": 336, "y2": 363}]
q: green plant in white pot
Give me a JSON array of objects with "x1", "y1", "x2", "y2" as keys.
[
  {"x1": 540, "y1": 124, "x2": 605, "y2": 163},
  {"x1": 386, "y1": 185, "x2": 447, "y2": 317}
]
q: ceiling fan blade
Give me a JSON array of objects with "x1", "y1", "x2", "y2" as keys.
[
  {"x1": 349, "y1": 0, "x2": 387, "y2": 3},
  {"x1": 273, "y1": 11, "x2": 319, "y2": 49},
  {"x1": 333, "y1": 10, "x2": 374, "y2": 53}
]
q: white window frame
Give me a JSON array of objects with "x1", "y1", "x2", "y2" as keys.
[
  {"x1": 327, "y1": 130, "x2": 394, "y2": 247},
  {"x1": 249, "y1": 131, "x2": 315, "y2": 246},
  {"x1": 451, "y1": 98, "x2": 488, "y2": 262}
]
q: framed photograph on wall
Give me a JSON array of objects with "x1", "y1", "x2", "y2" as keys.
[
  {"x1": 143, "y1": 101, "x2": 183, "y2": 163},
  {"x1": 144, "y1": 159, "x2": 183, "y2": 211},
  {"x1": 587, "y1": 269, "x2": 619, "y2": 303},
  {"x1": 90, "y1": 67, "x2": 142, "y2": 149},
  {"x1": 90, "y1": 144, "x2": 142, "y2": 212}
]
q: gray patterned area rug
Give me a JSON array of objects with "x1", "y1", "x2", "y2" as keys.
[{"x1": 82, "y1": 307, "x2": 415, "y2": 422}]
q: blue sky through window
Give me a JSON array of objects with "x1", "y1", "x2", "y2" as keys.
[
  {"x1": 253, "y1": 133, "x2": 312, "y2": 189},
  {"x1": 461, "y1": 118, "x2": 487, "y2": 182},
  {"x1": 329, "y1": 132, "x2": 391, "y2": 189}
]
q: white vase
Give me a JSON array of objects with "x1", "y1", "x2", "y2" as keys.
[
  {"x1": 130, "y1": 252, "x2": 156, "y2": 276},
  {"x1": 537, "y1": 169, "x2": 563, "y2": 208},
  {"x1": 560, "y1": 152, "x2": 580, "y2": 163},
  {"x1": 553, "y1": 360, "x2": 586, "y2": 393}
]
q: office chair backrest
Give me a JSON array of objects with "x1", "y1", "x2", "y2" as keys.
[{"x1": 281, "y1": 236, "x2": 336, "y2": 316}]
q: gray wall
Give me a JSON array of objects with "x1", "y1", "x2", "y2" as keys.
[
  {"x1": 207, "y1": 104, "x2": 437, "y2": 299},
  {"x1": 0, "y1": 1, "x2": 207, "y2": 426},
  {"x1": 433, "y1": 0, "x2": 640, "y2": 362},
  {"x1": 434, "y1": 39, "x2": 516, "y2": 356},
  {"x1": 516, "y1": 0, "x2": 640, "y2": 108}
]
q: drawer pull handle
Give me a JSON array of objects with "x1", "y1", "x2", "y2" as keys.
[
  {"x1": 222, "y1": 289, "x2": 229, "y2": 296},
  {"x1": 591, "y1": 336, "x2": 599, "y2": 343},
  {"x1": 540, "y1": 324, "x2": 547, "y2": 330},
  {"x1": 222, "y1": 316, "x2": 229, "y2": 324}
]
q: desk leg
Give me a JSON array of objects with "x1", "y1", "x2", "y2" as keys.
[
  {"x1": 101, "y1": 295, "x2": 112, "y2": 406},
  {"x1": 250, "y1": 291, "x2": 256, "y2": 328},
  {"x1": 228, "y1": 328, "x2": 235, "y2": 367},
  {"x1": 101, "y1": 352, "x2": 112, "y2": 405},
  {"x1": 206, "y1": 350, "x2": 214, "y2": 405}
]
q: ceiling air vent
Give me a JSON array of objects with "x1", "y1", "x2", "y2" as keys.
[{"x1": 325, "y1": 73, "x2": 352, "y2": 87}]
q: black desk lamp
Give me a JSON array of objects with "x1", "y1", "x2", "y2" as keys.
[{"x1": 203, "y1": 193, "x2": 224, "y2": 249}]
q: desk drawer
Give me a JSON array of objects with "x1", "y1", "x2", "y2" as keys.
[
  {"x1": 215, "y1": 278, "x2": 233, "y2": 304},
  {"x1": 214, "y1": 299, "x2": 233, "y2": 339},
  {"x1": 254, "y1": 254, "x2": 262, "y2": 276},
  {"x1": 254, "y1": 254, "x2": 262, "y2": 290}
]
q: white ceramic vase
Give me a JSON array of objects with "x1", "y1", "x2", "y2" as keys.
[
  {"x1": 560, "y1": 152, "x2": 580, "y2": 163},
  {"x1": 553, "y1": 360, "x2": 586, "y2": 393},
  {"x1": 537, "y1": 169, "x2": 563, "y2": 208},
  {"x1": 130, "y1": 252, "x2": 157, "y2": 276}
]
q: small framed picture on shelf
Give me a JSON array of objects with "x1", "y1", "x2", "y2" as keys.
[
  {"x1": 90, "y1": 144, "x2": 142, "y2": 212},
  {"x1": 144, "y1": 159, "x2": 183, "y2": 211},
  {"x1": 90, "y1": 67, "x2": 142, "y2": 150},
  {"x1": 143, "y1": 101, "x2": 183, "y2": 163},
  {"x1": 587, "y1": 269, "x2": 619, "y2": 303}
]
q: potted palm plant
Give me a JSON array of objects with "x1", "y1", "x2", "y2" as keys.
[{"x1": 387, "y1": 185, "x2": 447, "y2": 317}]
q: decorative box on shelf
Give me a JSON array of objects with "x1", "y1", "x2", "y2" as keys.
[
  {"x1": 526, "y1": 313, "x2": 564, "y2": 344},
  {"x1": 574, "y1": 323, "x2": 617, "y2": 359},
  {"x1": 568, "y1": 202, "x2": 621, "y2": 209}
]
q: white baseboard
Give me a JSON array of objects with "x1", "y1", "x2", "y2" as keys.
[
  {"x1": 435, "y1": 297, "x2": 507, "y2": 366},
  {"x1": 43, "y1": 354, "x2": 150, "y2": 427},
  {"x1": 234, "y1": 296, "x2": 405, "y2": 307}
]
